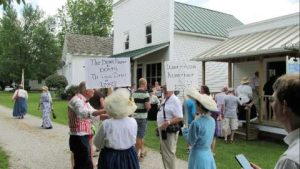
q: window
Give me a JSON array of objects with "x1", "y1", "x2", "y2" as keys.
[
  {"x1": 145, "y1": 24, "x2": 152, "y2": 44},
  {"x1": 146, "y1": 63, "x2": 161, "y2": 87},
  {"x1": 124, "y1": 32, "x2": 129, "y2": 50}
]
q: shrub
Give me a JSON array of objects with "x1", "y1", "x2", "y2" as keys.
[
  {"x1": 45, "y1": 74, "x2": 68, "y2": 98},
  {"x1": 61, "y1": 85, "x2": 79, "y2": 100},
  {"x1": 45, "y1": 74, "x2": 68, "y2": 89}
]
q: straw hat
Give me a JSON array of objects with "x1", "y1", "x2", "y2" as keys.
[
  {"x1": 185, "y1": 87, "x2": 218, "y2": 112},
  {"x1": 41, "y1": 86, "x2": 48, "y2": 91},
  {"x1": 240, "y1": 76, "x2": 250, "y2": 84},
  {"x1": 104, "y1": 88, "x2": 137, "y2": 119}
]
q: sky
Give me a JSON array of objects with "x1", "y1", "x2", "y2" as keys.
[{"x1": 1, "y1": 0, "x2": 299, "y2": 24}]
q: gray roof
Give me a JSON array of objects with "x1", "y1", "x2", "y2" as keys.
[
  {"x1": 174, "y1": 2, "x2": 243, "y2": 38},
  {"x1": 65, "y1": 34, "x2": 113, "y2": 55},
  {"x1": 193, "y1": 24, "x2": 300, "y2": 61}
]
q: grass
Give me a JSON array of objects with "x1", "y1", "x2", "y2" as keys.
[
  {"x1": 0, "y1": 91, "x2": 286, "y2": 168},
  {"x1": 0, "y1": 146, "x2": 9, "y2": 169}
]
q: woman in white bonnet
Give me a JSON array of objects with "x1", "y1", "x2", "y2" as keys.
[
  {"x1": 93, "y1": 88, "x2": 139, "y2": 169},
  {"x1": 182, "y1": 87, "x2": 218, "y2": 169}
]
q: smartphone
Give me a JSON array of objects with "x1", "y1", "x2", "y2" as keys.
[{"x1": 235, "y1": 154, "x2": 253, "y2": 169}]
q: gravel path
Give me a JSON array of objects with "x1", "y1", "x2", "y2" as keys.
[{"x1": 0, "y1": 105, "x2": 187, "y2": 169}]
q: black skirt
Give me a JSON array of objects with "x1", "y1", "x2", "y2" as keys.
[
  {"x1": 98, "y1": 146, "x2": 140, "y2": 169},
  {"x1": 238, "y1": 100, "x2": 257, "y2": 121}
]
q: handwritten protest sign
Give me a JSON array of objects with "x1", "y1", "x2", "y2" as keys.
[
  {"x1": 85, "y1": 58, "x2": 131, "y2": 89},
  {"x1": 165, "y1": 61, "x2": 200, "y2": 91}
]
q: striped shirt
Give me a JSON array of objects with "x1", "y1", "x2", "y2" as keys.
[
  {"x1": 132, "y1": 89, "x2": 150, "y2": 119},
  {"x1": 68, "y1": 94, "x2": 95, "y2": 136}
]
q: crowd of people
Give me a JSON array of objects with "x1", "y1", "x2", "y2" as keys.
[{"x1": 9, "y1": 73, "x2": 299, "y2": 169}]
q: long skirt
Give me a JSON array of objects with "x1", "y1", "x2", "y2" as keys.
[
  {"x1": 41, "y1": 102, "x2": 52, "y2": 128},
  {"x1": 188, "y1": 148, "x2": 216, "y2": 169},
  {"x1": 238, "y1": 100, "x2": 257, "y2": 121},
  {"x1": 98, "y1": 146, "x2": 140, "y2": 169},
  {"x1": 12, "y1": 97, "x2": 27, "y2": 118}
]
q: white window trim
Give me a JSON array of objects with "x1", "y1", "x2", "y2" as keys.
[
  {"x1": 124, "y1": 32, "x2": 129, "y2": 50},
  {"x1": 145, "y1": 23, "x2": 152, "y2": 45}
]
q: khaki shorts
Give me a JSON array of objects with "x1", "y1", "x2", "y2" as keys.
[{"x1": 222, "y1": 118, "x2": 238, "y2": 131}]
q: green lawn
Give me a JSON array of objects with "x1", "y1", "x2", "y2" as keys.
[
  {"x1": 0, "y1": 91, "x2": 286, "y2": 169},
  {"x1": 0, "y1": 146, "x2": 9, "y2": 169}
]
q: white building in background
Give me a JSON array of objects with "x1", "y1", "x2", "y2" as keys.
[
  {"x1": 59, "y1": 34, "x2": 113, "y2": 87},
  {"x1": 112, "y1": 0, "x2": 243, "y2": 92}
]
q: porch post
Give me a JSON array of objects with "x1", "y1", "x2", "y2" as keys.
[
  {"x1": 202, "y1": 61, "x2": 206, "y2": 85},
  {"x1": 133, "y1": 60, "x2": 137, "y2": 85},
  {"x1": 258, "y1": 56, "x2": 264, "y2": 123},
  {"x1": 228, "y1": 61, "x2": 232, "y2": 87}
]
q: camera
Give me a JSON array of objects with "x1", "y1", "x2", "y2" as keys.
[{"x1": 161, "y1": 130, "x2": 167, "y2": 140}]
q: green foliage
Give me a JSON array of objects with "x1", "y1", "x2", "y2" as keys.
[
  {"x1": 57, "y1": 0, "x2": 113, "y2": 47},
  {"x1": 0, "y1": 146, "x2": 9, "y2": 169},
  {"x1": 45, "y1": 74, "x2": 68, "y2": 90},
  {"x1": 0, "y1": 0, "x2": 25, "y2": 9},
  {"x1": 0, "y1": 5, "x2": 61, "y2": 86},
  {"x1": 61, "y1": 85, "x2": 78, "y2": 100}
]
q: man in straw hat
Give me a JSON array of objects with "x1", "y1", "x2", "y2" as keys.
[
  {"x1": 251, "y1": 74, "x2": 300, "y2": 169},
  {"x1": 68, "y1": 81, "x2": 105, "y2": 169},
  {"x1": 157, "y1": 85, "x2": 183, "y2": 169},
  {"x1": 235, "y1": 76, "x2": 257, "y2": 121},
  {"x1": 182, "y1": 87, "x2": 218, "y2": 169},
  {"x1": 93, "y1": 88, "x2": 140, "y2": 169}
]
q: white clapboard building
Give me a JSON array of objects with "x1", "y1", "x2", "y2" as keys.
[
  {"x1": 59, "y1": 34, "x2": 113, "y2": 87},
  {"x1": 111, "y1": 0, "x2": 243, "y2": 91}
]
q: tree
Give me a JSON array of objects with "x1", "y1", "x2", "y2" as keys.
[
  {"x1": 0, "y1": 7, "x2": 23, "y2": 85},
  {"x1": 57, "y1": 0, "x2": 113, "y2": 47},
  {"x1": 0, "y1": 5, "x2": 61, "y2": 88},
  {"x1": 0, "y1": 0, "x2": 25, "y2": 9}
]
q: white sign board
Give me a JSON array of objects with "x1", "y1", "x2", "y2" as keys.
[
  {"x1": 165, "y1": 61, "x2": 200, "y2": 91},
  {"x1": 286, "y1": 56, "x2": 300, "y2": 74},
  {"x1": 85, "y1": 58, "x2": 131, "y2": 89}
]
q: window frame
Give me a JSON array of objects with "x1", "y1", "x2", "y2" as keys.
[{"x1": 145, "y1": 24, "x2": 152, "y2": 45}]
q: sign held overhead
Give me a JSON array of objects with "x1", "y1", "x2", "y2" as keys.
[
  {"x1": 165, "y1": 61, "x2": 200, "y2": 91},
  {"x1": 85, "y1": 58, "x2": 131, "y2": 89}
]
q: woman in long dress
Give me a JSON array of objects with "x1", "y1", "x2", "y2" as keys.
[
  {"x1": 93, "y1": 88, "x2": 139, "y2": 169},
  {"x1": 39, "y1": 86, "x2": 53, "y2": 129},
  {"x1": 182, "y1": 87, "x2": 218, "y2": 169},
  {"x1": 12, "y1": 85, "x2": 28, "y2": 119}
]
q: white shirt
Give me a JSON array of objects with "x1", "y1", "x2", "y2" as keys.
[
  {"x1": 274, "y1": 128, "x2": 300, "y2": 169},
  {"x1": 12, "y1": 89, "x2": 28, "y2": 99},
  {"x1": 157, "y1": 94, "x2": 183, "y2": 127},
  {"x1": 235, "y1": 84, "x2": 252, "y2": 105},
  {"x1": 93, "y1": 117, "x2": 137, "y2": 150}
]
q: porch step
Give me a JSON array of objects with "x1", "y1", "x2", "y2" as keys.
[{"x1": 235, "y1": 126, "x2": 259, "y2": 140}]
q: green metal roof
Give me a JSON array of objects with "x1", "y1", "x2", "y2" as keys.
[
  {"x1": 111, "y1": 42, "x2": 169, "y2": 59},
  {"x1": 175, "y1": 2, "x2": 243, "y2": 38}
]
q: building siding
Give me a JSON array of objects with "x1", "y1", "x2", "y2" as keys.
[
  {"x1": 113, "y1": 0, "x2": 172, "y2": 54},
  {"x1": 173, "y1": 32, "x2": 227, "y2": 92},
  {"x1": 233, "y1": 61, "x2": 258, "y2": 88}
]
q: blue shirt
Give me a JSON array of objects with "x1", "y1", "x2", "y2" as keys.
[{"x1": 185, "y1": 98, "x2": 196, "y2": 125}]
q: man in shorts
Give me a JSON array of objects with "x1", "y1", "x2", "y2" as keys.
[
  {"x1": 132, "y1": 78, "x2": 150, "y2": 161},
  {"x1": 222, "y1": 88, "x2": 239, "y2": 143}
]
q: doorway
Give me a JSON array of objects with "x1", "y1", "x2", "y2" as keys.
[{"x1": 266, "y1": 61, "x2": 285, "y2": 80}]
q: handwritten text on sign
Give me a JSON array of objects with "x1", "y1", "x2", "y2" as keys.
[
  {"x1": 85, "y1": 58, "x2": 131, "y2": 89},
  {"x1": 165, "y1": 61, "x2": 200, "y2": 91}
]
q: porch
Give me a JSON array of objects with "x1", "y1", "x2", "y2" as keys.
[{"x1": 193, "y1": 22, "x2": 299, "y2": 139}]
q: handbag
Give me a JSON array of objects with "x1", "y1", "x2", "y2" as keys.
[
  {"x1": 52, "y1": 109, "x2": 57, "y2": 119},
  {"x1": 163, "y1": 98, "x2": 181, "y2": 133}
]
